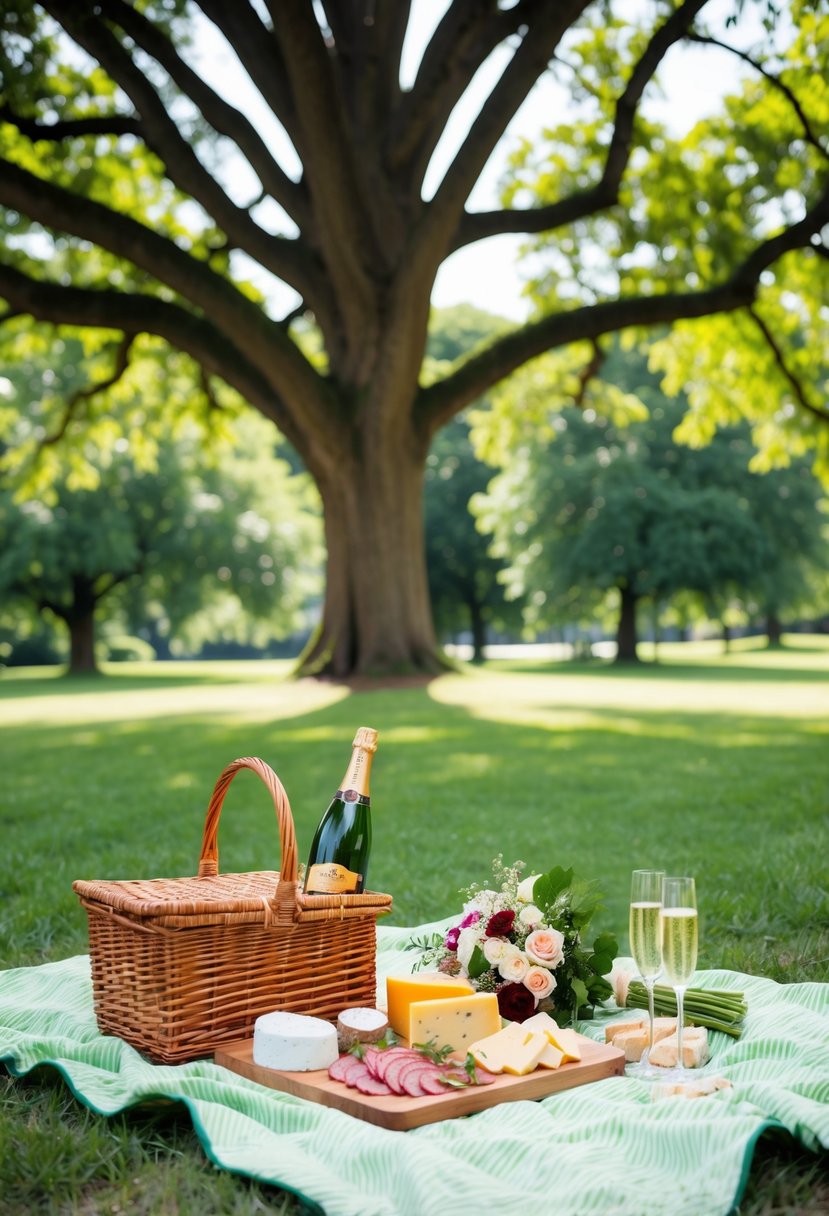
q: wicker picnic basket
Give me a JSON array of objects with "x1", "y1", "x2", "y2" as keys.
[{"x1": 72, "y1": 756, "x2": 393, "y2": 1064}]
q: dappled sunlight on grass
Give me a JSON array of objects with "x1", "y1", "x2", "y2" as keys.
[
  {"x1": 430, "y1": 663, "x2": 828, "y2": 718},
  {"x1": 0, "y1": 673, "x2": 349, "y2": 726}
]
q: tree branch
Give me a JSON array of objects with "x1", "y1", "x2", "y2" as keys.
[
  {"x1": 573, "y1": 340, "x2": 606, "y2": 408},
  {"x1": 39, "y1": 334, "x2": 135, "y2": 449},
  {"x1": 687, "y1": 32, "x2": 829, "y2": 165},
  {"x1": 41, "y1": 0, "x2": 322, "y2": 305},
  {"x1": 426, "y1": 2, "x2": 591, "y2": 237},
  {"x1": 194, "y1": 0, "x2": 303, "y2": 150},
  {"x1": 0, "y1": 156, "x2": 321, "y2": 403},
  {"x1": 451, "y1": 0, "x2": 711, "y2": 250},
  {"x1": 265, "y1": 3, "x2": 379, "y2": 323},
  {"x1": 416, "y1": 176, "x2": 829, "y2": 435},
  {"x1": 99, "y1": 0, "x2": 311, "y2": 228},
  {"x1": 747, "y1": 304, "x2": 829, "y2": 424},
  {"x1": 0, "y1": 103, "x2": 141, "y2": 141},
  {"x1": 0, "y1": 259, "x2": 319, "y2": 455},
  {"x1": 384, "y1": 2, "x2": 523, "y2": 182}
]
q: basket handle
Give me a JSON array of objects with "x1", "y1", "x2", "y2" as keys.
[{"x1": 197, "y1": 757, "x2": 299, "y2": 923}]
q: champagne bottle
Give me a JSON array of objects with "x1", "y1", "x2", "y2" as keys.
[{"x1": 304, "y1": 727, "x2": 377, "y2": 895}]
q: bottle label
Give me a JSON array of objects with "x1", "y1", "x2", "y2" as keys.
[
  {"x1": 337, "y1": 788, "x2": 370, "y2": 805},
  {"x1": 306, "y1": 862, "x2": 362, "y2": 894}
]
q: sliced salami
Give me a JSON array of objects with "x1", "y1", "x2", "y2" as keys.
[
  {"x1": 327, "y1": 1054, "x2": 354, "y2": 1082},
  {"x1": 353, "y1": 1072, "x2": 394, "y2": 1096},
  {"x1": 343, "y1": 1060, "x2": 373, "y2": 1089},
  {"x1": 397, "y1": 1061, "x2": 434, "y2": 1097},
  {"x1": 374, "y1": 1047, "x2": 420, "y2": 1084},
  {"x1": 417, "y1": 1070, "x2": 454, "y2": 1095}
]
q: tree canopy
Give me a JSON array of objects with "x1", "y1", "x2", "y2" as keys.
[
  {"x1": 0, "y1": 1, "x2": 827, "y2": 675},
  {"x1": 472, "y1": 348, "x2": 827, "y2": 658},
  {"x1": 0, "y1": 342, "x2": 322, "y2": 672}
]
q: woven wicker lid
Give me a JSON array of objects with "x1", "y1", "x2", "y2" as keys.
[{"x1": 72, "y1": 871, "x2": 284, "y2": 919}]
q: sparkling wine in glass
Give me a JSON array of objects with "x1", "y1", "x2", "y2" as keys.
[
  {"x1": 628, "y1": 869, "x2": 664, "y2": 1076},
  {"x1": 661, "y1": 876, "x2": 698, "y2": 1078}
]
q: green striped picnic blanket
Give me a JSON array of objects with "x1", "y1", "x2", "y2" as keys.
[{"x1": 1, "y1": 921, "x2": 827, "y2": 1216}]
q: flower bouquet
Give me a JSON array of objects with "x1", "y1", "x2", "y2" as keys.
[{"x1": 409, "y1": 857, "x2": 618, "y2": 1025}]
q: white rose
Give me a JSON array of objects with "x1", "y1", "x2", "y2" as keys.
[
  {"x1": 483, "y1": 936, "x2": 510, "y2": 965},
  {"x1": 517, "y1": 874, "x2": 541, "y2": 902},
  {"x1": 456, "y1": 926, "x2": 481, "y2": 971},
  {"x1": 518, "y1": 904, "x2": 543, "y2": 927},
  {"x1": 498, "y1": 952, "x2": 530, "y2": 983},
  {"x1": 524, "y1": 966, "x2": 556, "y2": 1000}
]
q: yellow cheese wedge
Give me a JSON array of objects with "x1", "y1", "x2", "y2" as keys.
[
  {"x1": 537, "y1": 1041, "x2": 565, "y2": 1070},
  {"x1": 546, "y1": 1027, "x2": 582, "y2": 1063},
  {"x1": 385, "y1": 973, "x2": 473, "y2": 1038},
  {"x1": 521, "y1": 1012, "x2": 582, "y2": 1063},
  {"x1": 408, "y1": 992, "x2": 501, "y2": 1055},
  {"x1": 469, "y1": 1023, "x2": 549, "y2": 1076}
]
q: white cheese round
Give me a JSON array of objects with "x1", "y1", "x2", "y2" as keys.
[{"x1": 253, "y1": 1011, "x2": 339, "y2": 1072}]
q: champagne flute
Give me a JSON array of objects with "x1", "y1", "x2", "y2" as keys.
[
  {"x1": 628, "y1": 869, "x2": 664, "y2": 1077},
  {"x1": 661, "y1": 876, "x2": 698, "y2": 1078}
]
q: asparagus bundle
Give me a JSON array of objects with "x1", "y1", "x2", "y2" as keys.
[{"x1": 613, "y1": 970, "x2": 747, "y2": 1038}]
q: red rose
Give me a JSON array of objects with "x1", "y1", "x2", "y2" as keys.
[
  {"x1": 485, "y1": 909, "x2": 515, "y2": 937},
  {"x1": 496, "y1": 981, "x2": 535, "y2": 1022}
]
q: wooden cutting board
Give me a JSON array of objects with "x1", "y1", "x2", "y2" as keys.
[{"x1": 215, "y1": 1033, "x2": 625, "y2": 1131}]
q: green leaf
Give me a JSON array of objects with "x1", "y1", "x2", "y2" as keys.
[
  {"x1": 570, "y1": 977, "x2": 589, "y2": 1011},
  {"x1": 592, "y1": 932, "x2": 618, "y2": 958},
  {"x1": 467, "y1": 944, "x2": 490, "y2": 979}
]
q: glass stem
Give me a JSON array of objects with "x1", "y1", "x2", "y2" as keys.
[
  {"x1": 644, "y1": 977, "x2": 655, "y2": 1061},
  {"x1": 676, "y1": 986, "x2": 686, "y2": 1072}
]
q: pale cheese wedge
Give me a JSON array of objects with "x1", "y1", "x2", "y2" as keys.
[
  {"x1": 648, "y1": 1026, "x2": 709, "y2": 1069},
  {"x1": 604, "y1": 1014, "x2": 647, "y2": 1044},
  {"x1": 469, "y1": 1022, "x2": 548, "y2": 1076},
  {"x1": 536, "y1": 1041, "x2": 565, "y2": 1070},
  {"x1": 521, "y1": 1012, "x2": 582, "y2": 1063},
  {"x1": 652, "y1": 1076, "x2": 732, "y2": 1101},
  {"x1": 651, "y1": 1017, "x2": 678, "y2": 1044},
  {"x1": 613, "y1": 1028, "x2": 649, "y2": 1062}
]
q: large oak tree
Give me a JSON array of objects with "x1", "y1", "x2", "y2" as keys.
[{"x1": 0, "y1": 1, "x2": 827, "y2": 676}]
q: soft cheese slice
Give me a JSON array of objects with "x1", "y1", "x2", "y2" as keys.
[
  {"x1": 408, "y1": 992, "x2": 501, "y2": 1054},
  {"x1": 253, "y1": 1010, "x2": 338, "y2": 1072},
  {"x1": 385, "y1": 973, "x2": 474, "y2": 1037},
  {"x1": 469, "y1": 1022, "x2": 548, "y2": 1075},
  {"x1": 521, "y1": 1013, "x2": 582, "y2": 1063}
]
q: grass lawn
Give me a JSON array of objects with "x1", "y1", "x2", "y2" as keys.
[{"x1": 1, "y1": 637, "x2": 827, "y2": 1214}]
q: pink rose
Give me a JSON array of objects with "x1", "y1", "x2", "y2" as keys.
[
  {"x1": 525, "y1": 928, "x2": 565, "y2": 969},
  {"x1": 524, "y1": 966, "x2": 556, "y2": 1000},
  {"x1": 460, "y1": 910, "x2": 481, "y2": 929}
]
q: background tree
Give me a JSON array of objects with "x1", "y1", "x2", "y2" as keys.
[
  {"x1": 424, "y1": 306, "x2": 521, "y2": 660},
  {"x1": 0, "y1": 345, "x2": 323, "y2": 673},
  {"x1": 0, "y1": 1, "x2": 826, "y2": 676},
  {"x1": 472, "y1": 349, "x2": 827, "y2": 659}
]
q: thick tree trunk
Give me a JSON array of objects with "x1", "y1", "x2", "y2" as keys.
[
  {"x1": 615, "y1": 584, "x2": 640, "y2": 662},
  {"x1": 67, "y1": 610, "x2": 98, "y2": 675},
  {"x1": 766, "y1": 611, "x2": 783, "y2": 647},
  {"x1": 296, "y1": 443, "x2": 445, "y2": 678},
  {"x1": 469, "y1": 596, "x2": 487, "y2": 663}
]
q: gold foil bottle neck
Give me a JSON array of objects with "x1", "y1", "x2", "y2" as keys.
[{"x1": 352, "y1": 726, "x2": 378, "y2": 752}]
